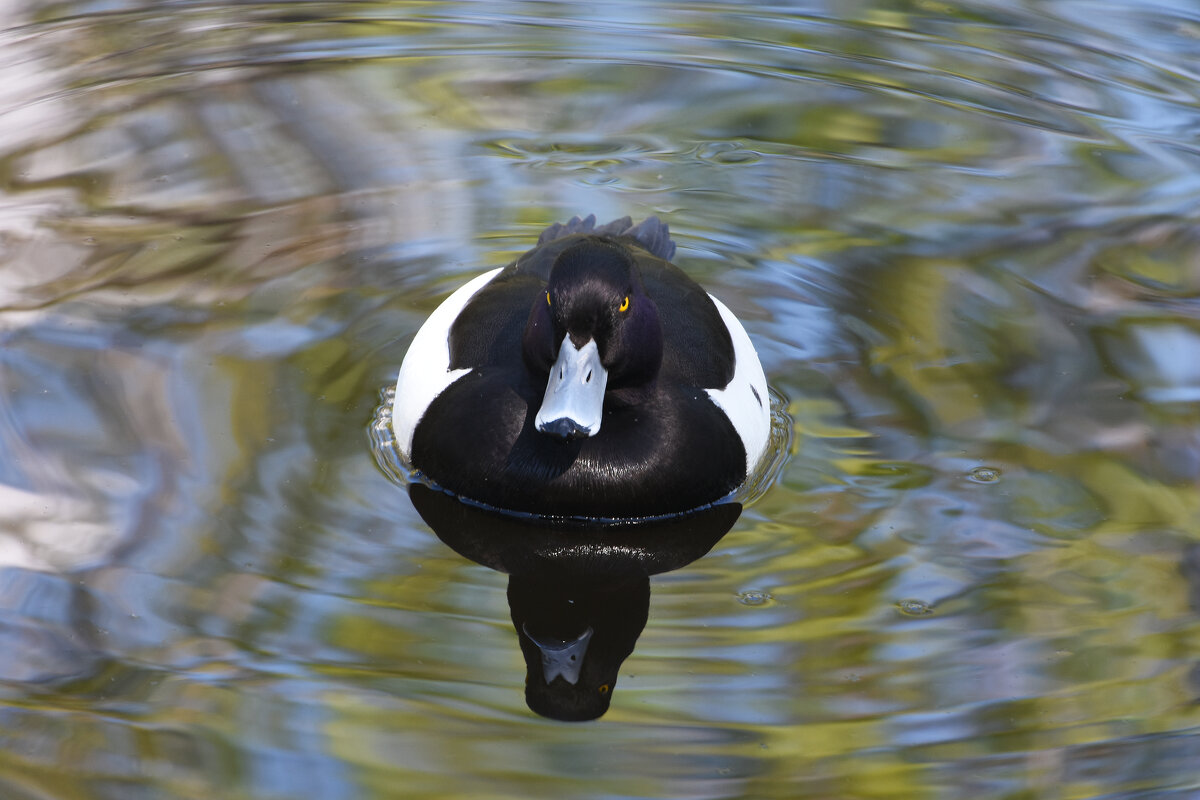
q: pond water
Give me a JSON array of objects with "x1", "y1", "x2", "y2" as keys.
[{"x1": 2, "y1": 0, "x2": 1199, "y2": 797}]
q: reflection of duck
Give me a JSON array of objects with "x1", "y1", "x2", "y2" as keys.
[
  {"x1": 409, "y1": 485, "x2": 740, "y2": 720},
  {"x1": 409, "y1": 484, "x2": 739, "y2": 579},
  {"x1": 509, "y1": 575, "x2": 649, "y2": 722},
  {"x1": 393, "y1": 215, "x2": 770, "y2": 518}
]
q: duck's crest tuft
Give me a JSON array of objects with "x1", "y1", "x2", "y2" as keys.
[{"x1": 538, "y1": 215, "x2": 676, "y2": 261}]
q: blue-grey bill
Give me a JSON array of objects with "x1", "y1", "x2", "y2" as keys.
[{"x1": 535, "y1": 335, "x2": 608, "y2": 438}]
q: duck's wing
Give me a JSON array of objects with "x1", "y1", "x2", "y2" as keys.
[{"x1": 536, "y1": 215, "x2": 676, "y2": 261}]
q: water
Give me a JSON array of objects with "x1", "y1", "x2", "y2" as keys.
[{"x1": 1, "y1": 0, "x2": 1199, "y2": 796}]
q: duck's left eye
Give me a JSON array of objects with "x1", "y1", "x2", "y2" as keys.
[
  {"x1": 618, "y1": 296, "x2": 630, "y2": 313},
  {"x1": 546, "y1": 291, "x2": 552, "y2": 307}
]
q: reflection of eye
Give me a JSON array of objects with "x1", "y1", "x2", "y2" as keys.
[
  {"x1": 546, "y1": 291, "x2": 552, "y2": 307},
  {"x1": 618, "y1": 296, "x2": 630, "y2": 313},
  {"x1": 598, "y1": 684, "x2": 610, "y2": 695}
]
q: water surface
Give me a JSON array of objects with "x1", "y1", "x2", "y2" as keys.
[{"x1": 1, "y1": 1, "x2": 1199, "y2": 797}]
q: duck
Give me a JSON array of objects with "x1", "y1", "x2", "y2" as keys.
[{"x1": 392, "y1": 215, "x2": 770, "y2": 518}]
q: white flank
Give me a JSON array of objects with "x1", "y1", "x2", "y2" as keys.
[
  {"x1": 392, "y1": 267, "x2": 504, "y2": 459},
  {"x1": 704, "y1": 294, "x2": 771, "y2": 476}
]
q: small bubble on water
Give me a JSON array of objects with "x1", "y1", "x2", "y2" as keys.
[
  {"x1": 737, "y1": 590, "x2": 773, "y2": 607},
  {"x1": 897, "y1": 599, "x2": 932, "y2": 616},
  {"x1": 967, "y1": 466, "x2": 1001, "y2": 483}
]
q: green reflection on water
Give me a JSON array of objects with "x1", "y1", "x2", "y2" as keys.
[{"x1": 0, "y1": 0, "x2": 1198, "y2": 798}]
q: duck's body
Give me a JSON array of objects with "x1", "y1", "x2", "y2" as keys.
[{"x1": 393, "y1": 215, "x2": 769, "y2": 518}]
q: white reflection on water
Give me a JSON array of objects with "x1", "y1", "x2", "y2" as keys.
[
  {"x1": 0, "y1": 0, "x2": 1199, "y2": 798},
  {"x1": 1125, "y1": 323, "x2": 1200, "y2": 404}
]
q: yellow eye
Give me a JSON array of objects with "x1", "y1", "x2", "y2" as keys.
[
  {"x1": 598, "y1": 684, "x2": 610, "y2": 695},
  {"x1": 618, "y1": 296, "x2": 630, "y2": 313},
  {"x1": 546, "y1": 291, "x2": 552, "y2": 307}
]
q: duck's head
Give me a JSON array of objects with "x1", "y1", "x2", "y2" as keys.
[{"x1": 523, "y1": 237, "x2": 662, "y2": 440}]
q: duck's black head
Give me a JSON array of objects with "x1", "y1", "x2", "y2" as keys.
[{"x1": 523, "y1": 238, "x2": 663, "y2": 440}]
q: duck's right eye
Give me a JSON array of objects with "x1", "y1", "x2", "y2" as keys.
[{"x1": 546, "y1": 291, "x2": 552, "y2": 307}]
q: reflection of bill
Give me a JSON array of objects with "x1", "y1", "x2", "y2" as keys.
[
  {"x1": 524, "y1": 623, "x2": 592, "y2": 685},
  {"x1": 409, "y1": 484, "x2": 741, "y2": 721}
]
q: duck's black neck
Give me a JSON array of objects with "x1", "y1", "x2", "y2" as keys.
[{"x1": 605, "y1": 380, "x2": 659, "y2": 408}]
